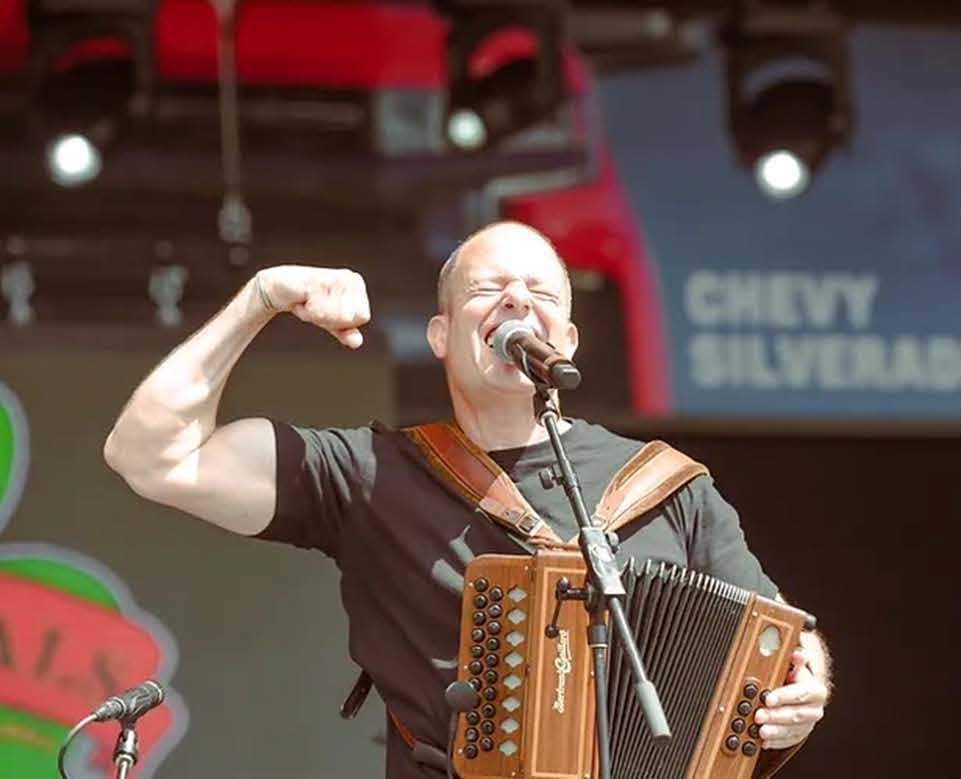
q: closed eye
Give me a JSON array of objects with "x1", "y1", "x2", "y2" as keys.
[{"x1": 532, "y1": 290, "x2": 560, "y2": 304}]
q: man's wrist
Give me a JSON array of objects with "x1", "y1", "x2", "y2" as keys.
[{"x1": 254, "y1": 271, "x2": 277, "y2": 313}]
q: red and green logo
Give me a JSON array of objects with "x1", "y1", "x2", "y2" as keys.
[
  {"x1": 0, "y1": 546, "x2": 188, "y2": 778},
  {"x1": 0, "y1": 384, "x2": 187, "y2": 776}
]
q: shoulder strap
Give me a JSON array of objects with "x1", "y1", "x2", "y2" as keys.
[
  {"x1": 402, "y1": 422, "x2": 562, "y2": 546},
  {"x1": 404, "y1": 423, "x2": 709, "y2": 546},
  {"x1": 592, "y1": 440, "x2": 709, "y2": 535}
]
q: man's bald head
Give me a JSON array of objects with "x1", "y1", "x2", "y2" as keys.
[{"x1": 436, "y1": 221, "x2": 572, "y2": 317}]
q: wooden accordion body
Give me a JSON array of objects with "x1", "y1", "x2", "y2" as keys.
[{"x1": 452, "y1": 550, "x2": 813, "y2": 779}]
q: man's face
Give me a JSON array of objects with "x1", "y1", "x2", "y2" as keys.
[{"x1": 427, "y1": 226, "x2": 578, "y2": 399}]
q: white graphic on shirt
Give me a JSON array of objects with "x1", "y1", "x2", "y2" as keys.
[{"x1": 430, "y1": 527, "x2": 475, "y2": 671}]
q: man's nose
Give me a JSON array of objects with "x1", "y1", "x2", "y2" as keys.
[{"x1": 501, "y1": 282, "x2": 532, "y2": 312}]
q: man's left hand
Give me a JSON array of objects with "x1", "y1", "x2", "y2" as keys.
[{"x1": 753, "y1": 646, "x2": 828, "y2": 750}]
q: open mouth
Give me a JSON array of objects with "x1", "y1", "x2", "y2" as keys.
[{"x1": 483, "y1": 321, "x2": 544, "y2": 347}]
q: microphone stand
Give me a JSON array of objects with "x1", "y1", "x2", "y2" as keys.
[
  {"x1": 533, "y1": 383, "x2": 670, "y2": 779},
  {"x1": 112, "y1": 721, "x2": 139, "y2": 779}
]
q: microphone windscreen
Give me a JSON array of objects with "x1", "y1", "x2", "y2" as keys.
[{"x1": 490, "y1": 320, "x2": 534, "y2": 362}]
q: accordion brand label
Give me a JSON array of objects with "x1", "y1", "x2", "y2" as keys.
[{"x1": 552, "y1": 628, "x2": 573, "y2": 713}]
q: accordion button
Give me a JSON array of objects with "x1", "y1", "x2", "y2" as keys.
[
  {"x1": 485, "y1": 654, "x2": 500, "y2": 668},
  {"x1": 742, "y1": 742, "x2": 758, "y2": 757},
  {"x1": 489, "y1": 587, "x2": 504, "y2": 601},
  {"x1": 485, "y1": 637, "x2": 501, "y2": 651},
  {"x1": 737, "y1": 700, "x2": 753, "y2": 717},
  {"x1": 748, "y1": 724, "x2": 760, "y2": 739},
  {"x1": 474, "y1": 578, "x2": 490, "y2": 593},
  {"x1": 488, "y1": 604, "x2": 504, "y2": 619},
  {"x1": 488, "y1": 621, "x2": 503, "y2": 635},
  {"x1": 484, "y1": 670, "x2": 499, "y2": 685},
  {"x1": 480, "y1": 737, "x2": 495, "y2": 752},
  {"x1": 471, "y1": 628, "x2": 485, "y2": 643},
  {"x1": 474, "y1": 594, "x2": 489, "y2": 609},
  {"x1": 465, "y1": 728, "x2": 479, "y2": 742},
  {"x1": 481, "y1": 703, "x2": 497, "y2": 718},
  {"x1": 472, "y1": 612, "x2": 487, "y2": 626},
  {"x1": 725, "y1": 735, "x2": 739, "y2": 751},
  {"x1": 466, "y1": 711, "x2": 480, "y2": 726},
  {"x1": 464, "y1": 744, "x2": 479, "y2": 760},
  {"x1": 731, "y1": 718, "x2": 746, "y2": 734},
  {"x1": 481, "y1": 720, "x2": 495, "y2": 735},
  {"x1": 482, "y1": 686, "x2": 498, "y2": 701},
  {"x1": 743, "y1": 683, "x2": 759, "y2": 699},
  {"x1": 468, "y1": 678, "x2": 482, "y2": 691},
  {"x1": 469, "y1": 660, "x2": 484, "y2": 675},
  {"x1": 759, "y1": 689, "x2": 771, "y2": 705},
  {"x1": 471, "y1": 645, "x2": 484, "y2": 658}
]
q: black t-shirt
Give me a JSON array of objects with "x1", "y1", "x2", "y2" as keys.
[{"x1": 257, "y1": 418, "x2": 777, "y2": 778}]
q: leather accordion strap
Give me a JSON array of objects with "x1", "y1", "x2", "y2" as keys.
[
  {"x1": 389, "y1": 707, "x2": 417, "y2": 749},
  {"x1": 593, "y1": 440, "x2": 709, "y2": 534},
  {"x1": 403, "y1": 421, "x2": 561, "y2": 546},
  {"x1": 402, "y1": 421, "x2": 708, "y2": 546}
]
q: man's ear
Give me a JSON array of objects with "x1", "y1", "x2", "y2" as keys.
[
  {"x1": 564, "y1": 322, "x2": 579, "y2": 358},
  {"x1": 426, "y1": 314, "x2": 449, "y2": 359}
]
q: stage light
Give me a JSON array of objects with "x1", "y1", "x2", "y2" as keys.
[
  {"x1": 447, "y1": 108, "x2": 488, "y2": 151},
  {"x1": 723, "y1": 2, "x2": 852, "y2": 200},
  {"x1": 755, "y1": 149, "x2": 809, "y2": 199},
  {"x1": 444, "y1": 2, "x2": 566, "y2": 151},
  {"x1": 46, "y1": 133, "x2": 102, "y2": 187}
]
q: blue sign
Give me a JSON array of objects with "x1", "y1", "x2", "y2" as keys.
[{"x1": 602, "y1": 27, "x2": 959, "y2": 419}]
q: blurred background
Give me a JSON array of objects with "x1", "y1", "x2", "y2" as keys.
[{"x1": 0, "y1": 1, "x2": 957, "y2": 777}]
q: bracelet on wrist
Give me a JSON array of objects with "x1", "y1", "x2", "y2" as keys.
[{"x1": 254, "y1": 273, "x2": 276, "y2": 312}]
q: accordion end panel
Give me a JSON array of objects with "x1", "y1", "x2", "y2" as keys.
[
  {"x1": 453, "y1": 551, "x2": 596, "y2": 779},
  {"x1": 683, "y1": 595, "x2": 809, "y2": 779}
]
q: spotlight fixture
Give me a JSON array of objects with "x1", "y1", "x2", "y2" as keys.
[
  {"x1": 444, "y1": 1, "x2": 566, "y2": 151},
  {"x1": 723, "y1": 1, "x2": 852, "y2": 200}
]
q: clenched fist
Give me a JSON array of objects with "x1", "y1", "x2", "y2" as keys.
[{"x1": 256, "y1": 266, "x2": 370, "y2": 349}]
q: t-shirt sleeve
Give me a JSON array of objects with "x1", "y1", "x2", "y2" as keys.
[
  {"x1": 253, "y1": 420, "x2": 374, "y2": 558},
  {"x1": 675, "y1": 475, "x2": 778, "y2": 599}
]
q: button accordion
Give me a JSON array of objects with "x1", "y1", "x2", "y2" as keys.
[{"x1": 453, "y1": 550, "x2": 814, "y2": 779}]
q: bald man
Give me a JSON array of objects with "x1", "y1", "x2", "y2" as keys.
[{"x1": 105, "y1": 221, "x2": 829, "y2": 778}]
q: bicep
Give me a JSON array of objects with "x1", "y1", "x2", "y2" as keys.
[{"x1": 150, "y1": 417, "x2": 277, "y2": 535}]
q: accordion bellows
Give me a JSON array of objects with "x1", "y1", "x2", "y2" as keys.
[{"x1": 453, "y1": 550, "x2": 814, "y2": 779}]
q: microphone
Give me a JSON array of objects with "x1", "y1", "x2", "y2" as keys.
[
  {"x1": 490, "y1": 320, "x2": 581, "y2": 390},
  {"x1": 91, "y1": 680, "x2": 165, "y2": 723}
]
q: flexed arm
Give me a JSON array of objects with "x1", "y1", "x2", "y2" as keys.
[{"x1": 103, "y1": 266, "x2": 370, "y2": 534}]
